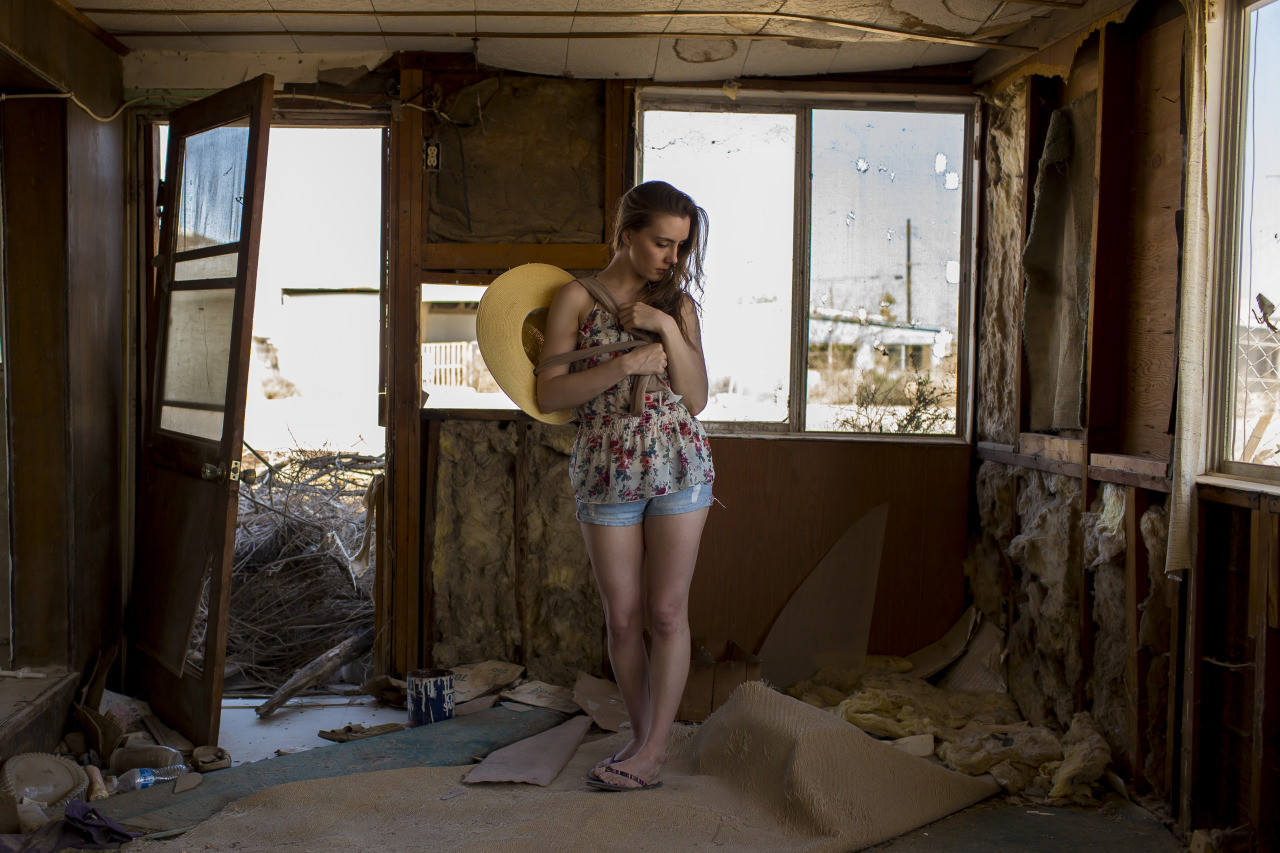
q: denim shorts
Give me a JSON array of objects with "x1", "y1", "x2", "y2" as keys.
[{"x1": 576, "y1": 483, "x2": 714, "y2": 527}]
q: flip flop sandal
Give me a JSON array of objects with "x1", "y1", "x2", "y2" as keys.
[{"x1": 586, "y1": 764, "x2": 663, "y2": 792}]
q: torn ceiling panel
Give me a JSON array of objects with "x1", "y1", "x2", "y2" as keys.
[{"x1": 80, "y1": 1, "x2": 1100, "y2": 86}]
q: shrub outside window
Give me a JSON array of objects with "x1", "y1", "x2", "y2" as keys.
[{"x1": 639, "y1": 91, "x2": 977, "y2": 437}]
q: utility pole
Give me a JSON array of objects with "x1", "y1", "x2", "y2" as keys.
[{"x1": 905, "y1": 217, "x2": 912, "y2": 324}]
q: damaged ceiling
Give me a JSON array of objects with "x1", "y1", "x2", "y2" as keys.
[{"x1": 69, "y1": 0, "x2": 1134, "y2": 87}]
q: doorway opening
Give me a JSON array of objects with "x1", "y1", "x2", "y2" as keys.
[{"x1": 165, "y1": 125, "x2": 387, "y2": 749}]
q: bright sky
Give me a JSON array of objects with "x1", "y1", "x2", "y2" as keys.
[{"x1": 1244, "y1": 0, "x2": 1280, "y2": 323}]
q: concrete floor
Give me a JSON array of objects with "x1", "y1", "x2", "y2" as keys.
[
  {"x1": 867, "y1": 797, "x2": 1186, "y2": 852},
  {"x1": 218, "y1": 692, "x2": 410, "y2": 765}
]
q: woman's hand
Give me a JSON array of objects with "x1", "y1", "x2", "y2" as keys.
[
  {"x1": 618, "y1": 301, "x2": 675, "y2": 336},
  {"x1": 624, "y1": 342, "x2": 667, "y2": 376}
]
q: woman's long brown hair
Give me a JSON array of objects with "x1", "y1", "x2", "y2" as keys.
[{"x1": 610, "y1": 181, "x2": 709, "y2": 348}]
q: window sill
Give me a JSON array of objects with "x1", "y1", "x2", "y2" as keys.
[{"x1": 1197, "y1": 473, "x2": 1280, "y2": 509}]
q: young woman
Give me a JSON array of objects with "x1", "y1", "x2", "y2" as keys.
[{"x1": 536, "y1": 181, "x2": 715, "y2": 792}]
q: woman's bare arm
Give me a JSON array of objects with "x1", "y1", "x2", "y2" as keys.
[{"x1": 535, "y1": 281, "x2": 667, "y2": 414}]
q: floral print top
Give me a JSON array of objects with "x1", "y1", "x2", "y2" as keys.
[{"x1": 569, "y1": 304, "x2": 715, "y2": 504}]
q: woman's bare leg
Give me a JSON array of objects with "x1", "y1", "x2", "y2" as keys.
[
  {"x1": 595, "y1": 506, "x2": 709, "y2": 788},
  {"x1": 581, "y1": 520, "x2": 650, "y2": 764}
]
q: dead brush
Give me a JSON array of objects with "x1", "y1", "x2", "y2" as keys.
[{"x1": 187, "y1": 447, "x2": 383, "y2": 691}]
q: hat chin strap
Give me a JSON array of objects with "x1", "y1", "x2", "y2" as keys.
[{"x1": 533, "y1": 276, "x2": 668, "y2": 416}]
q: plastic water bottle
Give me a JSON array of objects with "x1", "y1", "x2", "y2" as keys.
[{"x1": 113, "y1": 764, "x2": 188, "y2": 792}]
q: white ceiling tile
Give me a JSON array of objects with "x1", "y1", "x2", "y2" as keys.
[
  {"x1": 825, "y1": 38, "x2": 928, "y2": 74},
  {"x1": 662, "y1": 16, "x2": 755, "y2": 35},
  {"x1": 478, "y1": 15, "x2": 572, "y2": 34},
  {"x1": 164, "y1": 0, "x2": 275, "y2": 9},
  {"x1": 282, "y1": 14, "x2": 381, "y2": 33},
  {"x1": 913, "y1": 42, "x2": 988, "y2": 67},
  {"x1": 117, "y1": 34, "x2": 211, "y2": 52},
  {"x1": 197, "y1": 34, "x2": 299, "y2": 51},
  {"x1": 290, "y1": 34, "x2": 389, "y2": 51},
  {"x1": 570, "y1": 15, "x2": 670, "y2": 34},
  {"x1": 565, "y1": 37, "x2": 660, "y2": 78},
  {"x1": 70, "y1": 0, "x2": 173, "y2": 8},
  {"x1": 269, "y1": 0, "x2": 372, "y2": 10},
  {"x1": 672, "y1": 0, "x2": 780, "y2": 10},
  {"x1": 382, "y1": 35, "x2": 474, "y2": 52},
  {"x1": 475, "y1": 37, "x2": 569, "y2": 76},
  {"x1": 576, "y1": 0, "x2": 680, "y2": 10},
  {"x1": 372, "y1": 0, "x2": 472, "y2": 10},
  {"x1": 377, "y1": 16, "x2": 475, "y2": 33},
  {"x1": 652, "y1": 36, "x2": 748, "y2": 82},
  {"x1": 758, "y1": 17, "x2": 861, "y2": 42},
  {"x1": 178, "y1": 14, "x2": 286, "y2": 33},
  {"x1": 880, "y1": 0, "x2": 990, "y2": 36},
  {"x1": 477, "y1": 0, "x2": 575, "y2": 10},
  {"x1": 739, "y1": 38, "x2": 840, "y2": 77},
  {"x1": 86, "y1": 13, "x2": 191, "y2": 33}
]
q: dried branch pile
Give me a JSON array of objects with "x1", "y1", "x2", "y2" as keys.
[{"x1": 190, "y1": 450, "x2": 382, "y2": 691}]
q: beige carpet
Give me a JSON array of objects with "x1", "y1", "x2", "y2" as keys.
[{"x1": 129, "y1": 684, "x2": 998, "y2": 852}]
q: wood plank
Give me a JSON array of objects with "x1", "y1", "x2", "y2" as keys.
[
  {"x1": 1250, "y1": 509, "x2": 1269, "y2": 641},
  {"x1": 1124, "y1": 487, "x2": 1152, "y2": 784},
  {"x1": 421, "y1": 242, "x2": 610, "y2": 271},
  {"x1": 603, "y1": 79, "x2": 627, "y2": 234},
  {"x1": 0, "y1": 0, "x2": 123, "y2": 118},
  {"x1": 387, "y1": 69, "x2": 426, "y2": 676},
  {"x1": 1019, "y1": 433, "x2": 1087, "y2": 464},
  {"x1": 514, "y1": 425, "x2": 529, "y2": 664},
  {"x1": 1086, "y1": 464, "x2": 1172, "y2": 492},
  {"x1": 1120, "y1": 15, "x2": 1182, "y2": 459},
  {"x1": 1090, "y1": 453, "x2": 1168, "y2": 477},
  {"x1": 1018, "y1": 77, "x2": 1057, "y2": 436},
  {"x1": 1197, "y1": 483, "x2": 1262, "y2": 510},
  {"x1": 975, "y1": 443, "x2": 1085, "y2": 478},
  {"x1": 420, "y1": 420, "x2": 440, "y2": 667},
  {"x1": 1252, "y1": 593, "x2": 1279, "y2": 852},
  {"x1": 1179, "y1": 498, "x2": 1208, "y2": 831},
  {"x1": 3, "y1": 99, "x2": 72, "y2": 667},
  {"x1": 1084, "y1": 23, "x2": 1135, "y2": 457}
]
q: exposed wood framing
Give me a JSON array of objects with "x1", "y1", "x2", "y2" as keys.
[
  {"x1": 1124, "y1": 486, "x2": 1152, "y2": 785},
  {"x1": 385, "y1": 68, "x2": 426, "y2": 677}
]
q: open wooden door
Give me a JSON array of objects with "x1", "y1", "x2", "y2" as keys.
[{"x1": 126, "y1": 75, "x2": 273, "y2": 747}]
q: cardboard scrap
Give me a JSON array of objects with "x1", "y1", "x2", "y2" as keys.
[
  {"x1": 455, "y1": 695, "x2": 498, "y2": 717},
  {"x1": 463, "y1": 715, "x2": 591, "y2": 786},
  {"x1": 361, "y1": 675, "x2": 407, "y2": 707},
  {"x1": 904, "y1": 606, "x2": 979, "y2": 680},
  {"x1": 173, "y1": 773, "x2": 203, "y2": 794},
  {"x1": 572, "y1": 671, "x2": 628, "y2": 732},
  {"x1": 758, "y1": 504, "x2": 889, "y2": 690},
  {"x1": 451, "y1": 661, "x2": 525, "y2": 703},
  {"x1": 499, "y1": 681, "x2": 579, "y2": 714},
  {"x1": 936, "y1": 618, "x2": 1008, "y2": 694}
]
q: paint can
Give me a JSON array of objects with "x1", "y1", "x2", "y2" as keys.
[{"x1": 407, "y1": 668, "x2": 455, "y2": 726}]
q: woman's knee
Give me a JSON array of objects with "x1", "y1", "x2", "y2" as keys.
[
  {"x1": 603, "y1": 604, "x2": 645, "y2": 641},
  {"x1": 646, "y1": 600, "x2": 689, "y2": 639}
]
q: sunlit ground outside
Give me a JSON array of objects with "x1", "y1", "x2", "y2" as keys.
[{"x1": 162, "y1": 125, "x2": 386, "y2": 454}]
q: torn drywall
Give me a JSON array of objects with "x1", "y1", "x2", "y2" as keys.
[
  {"x1": 427, "y1": 77, "x2": 605, "y2": 244},
  {"x1": 1082, "y1": 483, "x2": 1128, "y2": 756},
  {"x1": 976, "y1": 78, "x2": 1027, "y2": 445},
  {"x1": 430, "y1": 421, "x2": 519, "y2": 668},
  {"x1": 1138, "y1": 499, "x2": 1172, "y2": 793},
  {"x1": 1006, "y1": 471, "x2": 1083, "y2": 731},
  {"x1": 522, "y1": 423, "x2": 604, "y2": 685}
]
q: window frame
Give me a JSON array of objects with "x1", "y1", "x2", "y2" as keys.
[
  {"x1": 1211, "y1": 0, "x2": 1280, "y2": 481},
  {"x1": 635, "y1": 86, "x2": 980, "y2": 441}
]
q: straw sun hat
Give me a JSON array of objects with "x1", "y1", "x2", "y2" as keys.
[{"x1": 476, "y1": 263, "x2": 577, "y2": 424}]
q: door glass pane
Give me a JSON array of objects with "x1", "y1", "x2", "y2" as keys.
[
  {"x1": 642, "y1": 110, "x2": 795, "y2": 424},
  {"x1": 808, "y1": 109, "x2": 966, "y2": 434},
  {"x1": 175, "y1": 252, "x2": 239, "y2": 281},
  {"x1": 1231, "y1": 0, "x2": 1280, "y2": 464},
  {"x1": 177, "y1": 123, "x2": 250, "y2": 253},
  {"x1": 160, "y1": 405, "x2": 223, "y2": 442},
  {"x1": 162, "y1": 288, "x2": 235, "y2": 410}
]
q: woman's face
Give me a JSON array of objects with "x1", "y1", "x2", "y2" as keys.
[{"x1": 623, "y1": 214, "x2": 691, "y2": 283}]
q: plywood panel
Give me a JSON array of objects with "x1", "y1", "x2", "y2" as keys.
[
  {"x1": 692, "y1": 438, "x2": 970, "y2": 659},
  {"x1": 2, "y1": 100, "x2": 72, "y2": 668},
  {"x1": 1120, "y1": 15, "x2": 1183, "y2": 460},
  {"x1": 66, "y1": 104, "x2": 126, "y2": 677}
]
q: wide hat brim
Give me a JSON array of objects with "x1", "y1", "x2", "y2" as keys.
[{"x1": 476, "y1": 263, "x2": 577, "y2": 424}]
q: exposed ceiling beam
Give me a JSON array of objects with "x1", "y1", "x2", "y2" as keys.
[
  {"x1": 82, "y1": 9, "x2": 1047, "y2": 50},
  {"x1": 112, "y1": 29, "x2": 1033, "y2": 53}
]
